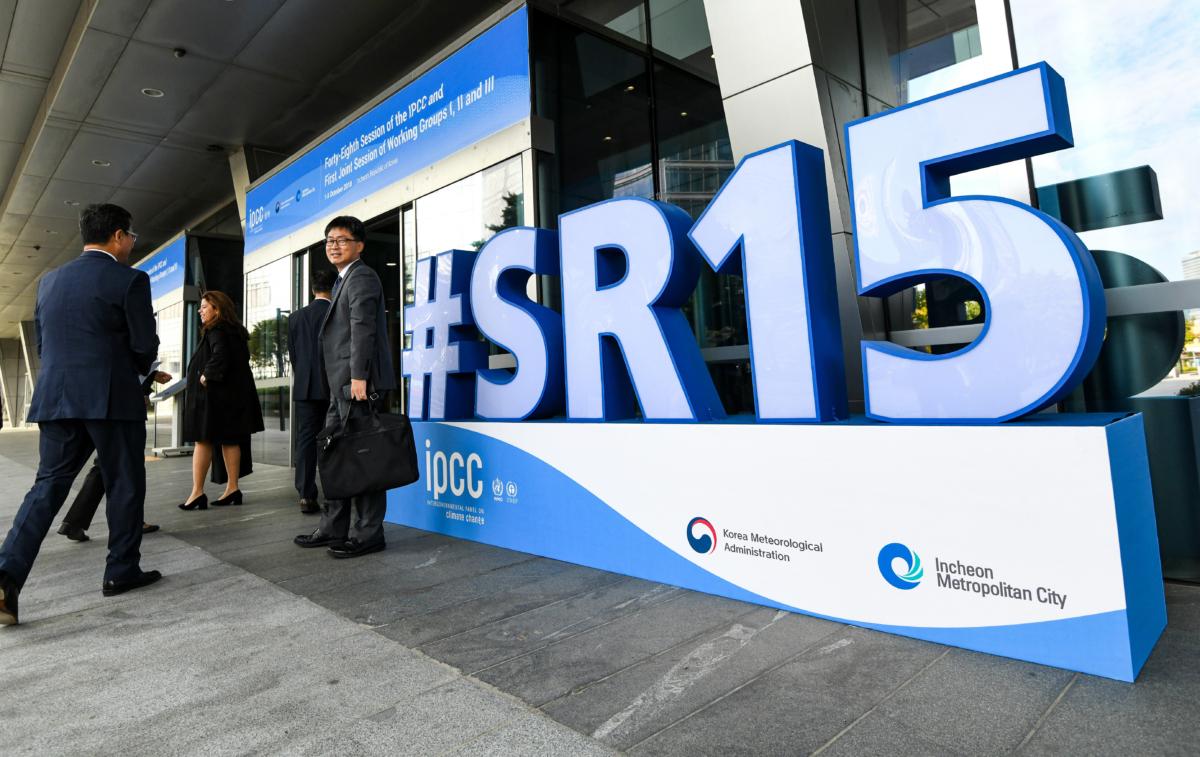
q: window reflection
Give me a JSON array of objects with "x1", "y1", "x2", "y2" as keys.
[
  {"x1": 534, "y1": 15, "x2": 655, "y2": 213},
  {"x1": 415, "y1": 157, "x2": 523, "y2": 258},
  {"x1": 244, "y1": 256, "x2": 292, "y2": 381},
  {"x1": 648, "y1": 0, "x2": 716, "y2": 79},
  {"x1": 553, "y1": 0, "x2": 647, "y2": 44},
  {"x1": 861, "y1": 0, "x2": 982, "y2": 107}
]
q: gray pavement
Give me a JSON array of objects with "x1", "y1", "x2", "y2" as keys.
[{"x1": 1, "y1": 429, "x2": 1198, "y2": 755}]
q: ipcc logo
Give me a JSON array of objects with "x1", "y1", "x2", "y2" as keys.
[{"x1": 423, "y1": 439, "x2": 482, "y2": 501}]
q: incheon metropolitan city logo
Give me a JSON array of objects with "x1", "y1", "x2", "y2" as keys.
[
  {"x1": 878, "y1": 542, "x2": 923, "y2": 590},
  {"x1": 687, "y1": 517, "x2": 718, "y2": 554}
]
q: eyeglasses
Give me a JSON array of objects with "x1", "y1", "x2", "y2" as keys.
[
  {"x1": 124, "y1": 229, "x2": 139, "y2": 243},
  {"x1": 325, "y1": 237, "x2": 358, "y2": 248}
]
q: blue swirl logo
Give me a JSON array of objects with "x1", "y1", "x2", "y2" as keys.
[
  {"x1": 878, "y1": 542, "x2": 923, "y2": 589},
  {"x1": 687, "y1": 517, "x2": 717, "y2": 554}
]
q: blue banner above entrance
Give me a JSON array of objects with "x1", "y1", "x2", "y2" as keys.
[
  {"x1": 135, "y1": 234, "x2": 186, "y2": 304},
  {"x1": 244, "y1": 6, "x2": 531, "y2": 253}
]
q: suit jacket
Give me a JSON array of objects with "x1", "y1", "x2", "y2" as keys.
[
  {"x1": 28, "y1": 250, "x2": 158, "y2": 422},
  {"x1": 319, "y1": 260, "x2": 396, "y2": 398},
  {"x1": 287, "y1": 298, "x2": 331, "y2": 401}
]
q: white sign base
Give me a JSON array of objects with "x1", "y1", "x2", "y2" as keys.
[{"x1": 387, "y1": 413, "x2": 1165, "y2": 681}]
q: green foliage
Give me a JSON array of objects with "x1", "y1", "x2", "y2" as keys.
[
  {"x1": 911, "y1": 287, "x2": 928, "y2": 329},
  {"x1": 1179, "y1": 381, "x2": 1200, "y2": 397},
  {"x1": 248, "y1": 318, "x2": 286, "y2": 370}
]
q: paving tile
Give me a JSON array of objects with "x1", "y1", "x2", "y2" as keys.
[
  {"x1": 542, "y1": 607, "x2": 842, "y2": 750},
  {"x1": 347, "y1": 556, "x2": 592, "y2": 627},
  {"x1": 293, "y1": 678, "x2": 541, "y2": 756},
  {"x1": 417, "y1": 576, "x2": 682, "y2": 674},
  {"x1": 473, "y1": 591, "x2": 761, "y2": 707},
  {"x1": 305, "y1": 545, "x2": 538, "y2": 616},
  {"x1": 873, "y1": 648, "x2": 1075, "y2": 754},
  {"x1": 629, "y1": 626, "x2": 946, "y2": 756},
  {"x1": 450, "y1": 713, "x2": 620, "y2": 756},
  {"x1": 819, "y1": 710, "x2": 965, "y2": 757},
  {"x1": 1019, "y1": 625, "x2": 1200, "y2": 757}
]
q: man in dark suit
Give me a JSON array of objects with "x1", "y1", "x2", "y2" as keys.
[
  {"x1": 294, "y1": 215, "x2": 396, "y2": 558},
  {"x1": 55, "y1": 369, "x2": 171, "y2": 541},
  {"x1": 287, "y1": 268, "x2": 335, "y2": 515},
  {"x1": 0, "y1": 203, "x2": 161, "y2": 625}
]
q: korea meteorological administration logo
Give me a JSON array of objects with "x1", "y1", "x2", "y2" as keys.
[{"x1": 687, "y1": 517, "x2": 822, "y2": 562}]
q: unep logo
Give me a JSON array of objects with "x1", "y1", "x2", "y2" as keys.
[
  {"x1": 687, "y1": 517, "x2": 717, "y2": 554},
  {"x1": 878, "y1": 542, "x2": 923, "y2": 590}
]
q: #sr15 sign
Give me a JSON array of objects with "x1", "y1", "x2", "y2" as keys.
[{"x1": 402, "y1": 63, "x2": 1104, "y2": 425}]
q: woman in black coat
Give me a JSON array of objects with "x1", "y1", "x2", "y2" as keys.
[{"x1": 179, "y1": 290, "x2": 265, "y2": 510}]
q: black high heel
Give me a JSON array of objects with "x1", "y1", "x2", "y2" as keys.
[
  {"x1": 179, "y1": 494, "x2": 208, "y2": 511},
  {"x1": 211, "y1": 490, "x2": 243, "y2": 507}
]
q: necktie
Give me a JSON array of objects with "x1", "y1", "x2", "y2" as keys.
[{"x1": 331, "y1": 275, "x2": 343, "y2": 300}]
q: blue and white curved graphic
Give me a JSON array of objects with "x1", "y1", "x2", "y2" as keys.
[{"x1": 389, "y1": 418, "x2": 1165, "y2": 682}]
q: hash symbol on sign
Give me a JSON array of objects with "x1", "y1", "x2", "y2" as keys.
[{"x1": 401, "y1": 250, "x2": 488, "y2": 420}]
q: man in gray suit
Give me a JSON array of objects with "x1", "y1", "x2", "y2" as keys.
[{"x1": 294, "y1": 215, "x2": 396, "y2": 558}]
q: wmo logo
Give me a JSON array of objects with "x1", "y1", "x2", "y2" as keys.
[
  {"x1": 878, "y1": 542, "x2": 923, "y2": 590},
  {"x1": 687, "y1": 517, "x2": 717, "y2": 554}
]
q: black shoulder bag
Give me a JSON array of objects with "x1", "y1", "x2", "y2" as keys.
[{"x1": 317, "y1": 400, "x2": 419, "y2": 499}]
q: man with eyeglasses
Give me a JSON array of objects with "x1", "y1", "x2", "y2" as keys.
[
  {"x1": 0, "y1": 203, "x2": 161, "y2": 625},
  {"x1": 294, "y1": 216, "x2": 396, "y2": 558}
]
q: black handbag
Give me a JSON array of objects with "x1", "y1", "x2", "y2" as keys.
[{"x1": 317, "y1": 401, "x2": 420, "y2": 499}]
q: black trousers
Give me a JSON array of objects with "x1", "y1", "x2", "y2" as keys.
[
  {"x1": 61, "y1": 461, "x2": 105, "y2": 530},
  {"x1": 293, "y1": 398, "x2": 329, "y2": 502},
  {"x1": 318, "y1": 395, "x2": 387, "y2": 546},
  {"x1": 0, "y1": 419, "x2": 145, "y2": 587}
]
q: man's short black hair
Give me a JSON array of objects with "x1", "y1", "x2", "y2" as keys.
[
  {"x1": 79, "y1": 203, "x2": 132, "y2": 245},
  {"x1": 311, "y1": 268, "x2": 337, "y2": 294},
  {"x1": 324, "y1": 215, "x2": 365, "y2": 242}
]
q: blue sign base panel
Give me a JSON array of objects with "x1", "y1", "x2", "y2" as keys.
[{"x1": 387, "y1": 414, "x2": 1166, "y2": 681}]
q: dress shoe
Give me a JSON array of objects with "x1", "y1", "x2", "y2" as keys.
[
  {"x1": 294, "y1": 529, "x2": 343, "y2": 549},
  {"x1": 102, "y1": 570, "x2": 162, "y2": 597},
  {"x1": 142, "y1": 523, "x2": 160, "y2": 534},
  {"x1": 179, "y1": 494, "x2": 208, "y2": 511},
  {"x1": 328, "y1": 538, "x2": 385, "y2": 559},
  {"x1": 0, "y1": 572, "x2": 18, "y2": 626},
  {"x1": 57, "y1": 523, "x2": 90, "y2": 542},
  {"x1": 211, "y1": 489, "x2": 243, "y2": 507},
  {"x1": 299, "y1": 498, "x2": 321, "y2": 515}
]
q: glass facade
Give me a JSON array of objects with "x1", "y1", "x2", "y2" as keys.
[
  {"x1": 147, "y1": 302, "x2": 184, "y2": 450},
  {"x1": 244, "y1": 256, "x2": 291, "y2": 466},
  {"x1": 531, "y1": 4, "x2": 750, "y2": 411}
]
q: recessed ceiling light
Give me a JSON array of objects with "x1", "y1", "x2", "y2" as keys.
[
  {"x1": 141, "y1": 87, "x2": 165, "y2": 98},
  {"x1": 64, "y1": 200, "x2": 79, "y2": 206},
  {"x1": 386, "y1": 262, "x2": 398, "y2": 267},
  {"x1": 603, "y1": 135, "x2": 613, "y2": 142},
  {"x1": 92, "y1": 159, "x2": 111, "y2": 167},
  {"x1": 625, "y1": 85, "x2": 635, "y2": 92},
  {"x1": 680, "y1": 111, "x2": 688, "y2": 117}
]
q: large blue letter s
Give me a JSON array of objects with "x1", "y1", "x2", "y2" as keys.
[{"x1": 846, "y1": 63, "x2": 1105, "y2": 423}]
